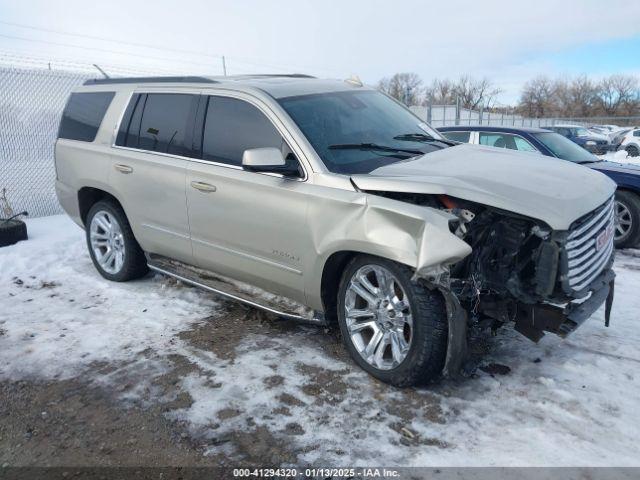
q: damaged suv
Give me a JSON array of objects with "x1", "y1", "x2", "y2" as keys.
[{"x1": 55, "y1": 75, "x2": 616, "y2": 386}]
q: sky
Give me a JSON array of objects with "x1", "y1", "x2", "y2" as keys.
[{"x1": 0, "y1": 0, "x2": 639, "y2": 104}]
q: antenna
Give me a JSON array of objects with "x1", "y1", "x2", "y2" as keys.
[{"x1": 92, "y1": 64, "x2": 110, "y2": 79}]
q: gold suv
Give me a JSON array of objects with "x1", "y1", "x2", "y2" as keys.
[{"x1": 55, "y1": 75, "x2": 616, "y2": 386}]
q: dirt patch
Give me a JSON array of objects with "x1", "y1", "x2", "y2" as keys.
[
  {"x1": 179, "y1": 304, "x2": 303, "y2": 361},
  {"x1": 382, "y1": 387, "x2": 447, "y2": 425},
  {"x1": 0, "y1": 378, "x2": 214, "y2": 467},
  {"x1": 10, "y1": 277, "x2": 59, "y2": 290},
  {"x1": 277, "y1": 393, "x2": 307, "y2": 407},
  {"x1": 263, "y1": 375, "x2": 285, "y2": 389},
  {"x1": 227, "y1": 426, "x2": 304, "y2": 465},
  {"x1": 297, "y1": 364, "x2": 350, "y2": 405},
  {"x1": 281, "y1": 422, "x2": 305, "y2": 436},
  {"x1": 217, "y1": 408, "x2": 241, "y2": 420},
  {"x1": 480, "y1": 363, "x2": 512, "y2": 376},
  {"x1": 390, "y1": 422, "x2": 451, "y2": 449}
]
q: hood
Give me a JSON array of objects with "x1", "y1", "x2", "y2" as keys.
[
  {"x1": 588, "y1": 160, "x2": 640, "y2": 174},
  {"x1": 351, "y1": 144, "x2": 616, "y2": 230}
]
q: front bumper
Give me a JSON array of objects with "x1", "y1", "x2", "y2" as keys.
[{"x1": 514, "y1": 268, "x2": 615, "y2": 342}]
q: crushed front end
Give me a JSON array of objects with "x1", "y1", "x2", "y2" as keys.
[{"x1": 447, "y1": 195, "x2": 616, "y2": 342}]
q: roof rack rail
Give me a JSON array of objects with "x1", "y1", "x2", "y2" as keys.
[
  {"x1": 83, "y1": 76, "x2": 219, "y2": 85},
  {"x1": 232, "y1": 73, "x2": 316, "y2": 78}
]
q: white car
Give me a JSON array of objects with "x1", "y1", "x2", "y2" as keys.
[{"x1": 619, "y1": 128, "x2": 640, "y2": 157}]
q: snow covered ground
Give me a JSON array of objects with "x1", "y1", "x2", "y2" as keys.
[
  {"x1": 598, "y1": 150, "x2": 640, "y2": 165},
  {"x1": 1, "y1": 215, "x2": 640, "y2": 466}
]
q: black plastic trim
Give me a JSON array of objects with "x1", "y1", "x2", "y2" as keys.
[{"x1": 84, "y1": 76, "x2": 219, "y2": 85}]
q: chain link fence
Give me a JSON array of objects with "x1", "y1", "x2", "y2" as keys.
[
  {"x1": 410, "y1": 104, "x2": 640, "y2": 129},
  {"x1": 0, "y1": 53, "x2": 188, "y2": 218},
  {"x1": 0, "y1": 65, "x2": 93, "y2": 217}
]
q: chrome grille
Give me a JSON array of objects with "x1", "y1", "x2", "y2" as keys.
[{"x1": 565, "y1": 196, "x2": 615, "y2": 292}]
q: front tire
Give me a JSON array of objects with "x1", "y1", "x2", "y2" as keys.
[
  {"x1": 85, "y1": 200, "x2": 148, "y2": 281},
  {"x1": 337, "y1": 255, "x2": 448, "y2": 387},
  {"x1": 614, "y1": 191, "x2": 640, "y2": 249}
]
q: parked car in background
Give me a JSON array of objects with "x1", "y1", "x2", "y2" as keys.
[
  {"x1": 590, "y1": 125, "x2": 620, "y2": 135},
  {"x1": 547, "y1": 124, "x2": 614, "y2": 155},
  {"x1": 618, "y1": 128, "x2": 640, "y2": 157},
  {"x1": 55, "y1": 75, "x2": 617, "y2": 386},
  {"x1": 439, "y1": 126, "x2": 640, "y2": 248},
  {"x1": 610, "y1": 127, "x2": 635, "y2": 150}
]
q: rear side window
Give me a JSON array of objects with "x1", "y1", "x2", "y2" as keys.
[
  {"x1": 58, "y1": 92, "x2": 114, "y2": 142},
  {"x1": 201, "y1": 96, "x2": 284, "y2": 166},
  {"x1": 479, "y1": 132, "x2": 537, "y2": 152},
  {"x1": 116, "y1": 93, "x2": 199, "y2": 157},
  {"x1": 441, "y1": 131, "x2": 470, "y2": 143}
]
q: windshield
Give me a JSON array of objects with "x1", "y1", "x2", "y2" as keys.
[
  {"x1": 533, "y1": 132, "x2": 599, "y2": 163},
  {"x1": 278, "y1": 90, "x2": 449, "y2": 174},
  {"x1": 575, "y1": 127, "x2": 591, "y2": 137}
]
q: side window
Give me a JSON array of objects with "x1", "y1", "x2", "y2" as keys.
[
  {"x1": 58, "y1": 92, "x2": 115, "y2": 142},
  {"x1": 634, "y1": 130, "x2": 640, "y2": 137},
  {"x1": 479, "y1": 132, "x2": 511, "y2": 149},
  {"x1": 137, "y1": 94, "x2": 198, "y2": 156},
  {"x1": 479, "y1": 132, "x2": 533, "y2": 151},
  {"x1": 201, "y1": 96, "x2": 286, "y2": 166},
  {"x1": 513, "y1": 136, "x2": 538, "y2": 152},
  {"x1": 441, "y1": 131, "x2": 470, "y2": 143}
]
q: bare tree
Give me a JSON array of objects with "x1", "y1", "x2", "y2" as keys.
[
  {"x1": 423, "y1": 78, "x2": 456, "y2": 105},
  {"x1": 452, "y1": 75, "x2": 502, "y2": 110},
  {"x1": 596, "y1": 75, "x2": 639, "y2": 116},
  {"x1": 518, "y1": 76, "x2": 556, "y2": 117},
  {"x1": 377, "y1": 73, "x2": 423, "y2": 105}
]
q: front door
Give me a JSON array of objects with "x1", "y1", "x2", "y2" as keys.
[{"x1": 186, "y1": 94, "x2": 312, "y2": 303}]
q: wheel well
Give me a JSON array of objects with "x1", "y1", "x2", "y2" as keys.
[
  {"x1": 616, "y1": 187, "x2": 640, "y2": 199},
  {"x1": 78, "y1": 187, "x2": 121, "y2": 226},
  {"x1": 320, "y1": 251, "x2": 358, "y2": 325}
]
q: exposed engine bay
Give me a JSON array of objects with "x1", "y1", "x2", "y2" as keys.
[{"x1": 368, "y1": 190, "x2": 616, "y2": 346}]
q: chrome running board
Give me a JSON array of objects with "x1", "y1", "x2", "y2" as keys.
[{"x1": 146, "y1": 254, "x2": 326, "y2": 326}]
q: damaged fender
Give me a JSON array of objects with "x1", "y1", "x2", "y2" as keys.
[{"x1": 305, "y1": 189, "x2": 472, "y2": 374}]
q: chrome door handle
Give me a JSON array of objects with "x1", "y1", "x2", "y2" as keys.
[
  {"x1": 114, "y1": 164, "x2": 133, "y2": 174},
  {"x1": 190, "y1": 181, "x2": 217, "y2": 193}
]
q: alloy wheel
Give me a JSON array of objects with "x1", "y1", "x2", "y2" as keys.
[
  {"x1": 615, "y1": 200, "x2": 633, "y2": 242},
  {"x1": 344, "y1": 265, "x2": 413, "y2": 370},
  {"x1": 89, "y1": 211, "x2": 125, "y2": 274}
]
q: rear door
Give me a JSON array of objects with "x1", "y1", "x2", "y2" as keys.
[{"x1": 111, "y1": 91, "x2": 199, "y2": 263}]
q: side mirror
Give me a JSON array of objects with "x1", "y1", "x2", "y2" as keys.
[{"x1": 242, "y1": 148, "x2": 301, "y2": 177}]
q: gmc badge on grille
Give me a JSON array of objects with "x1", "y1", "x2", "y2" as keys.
[{"x1": 596, "y1": 223, "x2": 614, "y2": 252}]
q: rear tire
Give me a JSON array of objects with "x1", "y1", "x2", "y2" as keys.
[
  {"x1": 337, "y1": 255, "x2": 448, "y2": 387},
  {"x1": 85, "y1": 200, "x2": 148, "y2": 281},
  {"x1": 614, "y1": 191, "x2": 640, "y2": 249},
  {"x1": 625, "y1": 145, "x2": 639, "y2": 157}
]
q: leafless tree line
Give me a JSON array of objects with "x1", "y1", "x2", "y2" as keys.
[
  {"x1": 377, "y1": 72, "x2": 640, "y2": 118},
  {"x1": 518, "y1": 75, "x2": 640, "y2": 118},
  {"x1": 377, "y1": 73, "x2": 502, "y2": 110}
]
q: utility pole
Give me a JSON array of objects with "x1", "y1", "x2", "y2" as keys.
[{"x1": 222, "y1": 56, "x2": 227, "y2": 76}]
